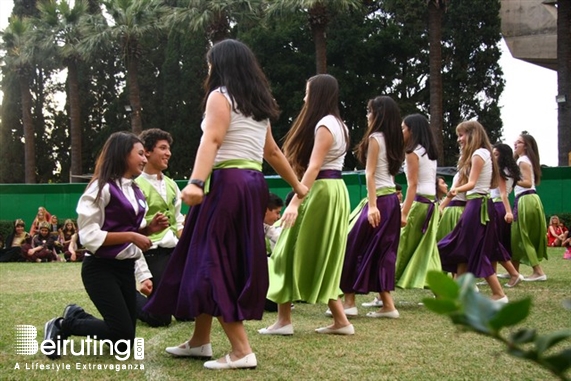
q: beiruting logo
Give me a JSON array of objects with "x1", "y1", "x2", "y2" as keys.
[{"x1": 15, "y1": 325, "x2": 144, "y2": 361}]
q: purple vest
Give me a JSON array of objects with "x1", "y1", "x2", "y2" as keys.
[{"x1": 95, "y1": 181, "x2": 146, "y2": 259}]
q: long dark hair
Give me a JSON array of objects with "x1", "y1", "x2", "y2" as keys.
[
  {"x1": 204, "y1": 39, "x2": 280, "y2": 122},
  {"x1": 517, "y1": 133, "x2": 542, "y2": 185},
  {"x1": 493, "y1": 143, "x2": 521, "y2": 182},
  {"x1": 355, "y1": 96, "x2": 404, "y2": 175},
  {"x1": 402, "y1": 114, "x2": 439, "y2": 160},
  {"x1": 89, "y1": 131, "x2": 142, "y2": 202},
  {"x1": 282, "y1": 74, "x2": 349, "y2": 177}
]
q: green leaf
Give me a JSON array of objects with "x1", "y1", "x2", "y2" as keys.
[
  {"x1": 510, "y1": 328, "x2": 537, "y2": 345},
  {"x1": 488, "y1": 298, "x2": 532, "y2": 331},
  {"x1": 426, "y1": 271, "x2": 459, "y2": 299},
  {"x1": 541, "y1": 348, "x2": 571, "y2": 374},
  {"x1": 536, "y1": 330, "x2": 571, "y2": 354},
  {"x1": 423, "y1": 298, "x2": 459, "y2": 314},
  {"x1": 461, "y1": 291, "x2": 499, "y2": 334}
]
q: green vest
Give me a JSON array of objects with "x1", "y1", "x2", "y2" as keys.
[{"x1": 135, "y1": 175, "x2": 179, "y2": 242}]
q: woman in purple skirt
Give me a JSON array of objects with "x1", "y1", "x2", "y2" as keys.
[
  {"x1": 339, "y1": 96, "x2": 404, "y2": 319},
  {"x1": 144, "y1": 39, "x2": 306, "y2": 370},
  {"x1": 490, "y1": 143, "x2": 522, "y2": 287},
  {"x1": 438, "y1": 121, "x2": 508, "y2": 302}
]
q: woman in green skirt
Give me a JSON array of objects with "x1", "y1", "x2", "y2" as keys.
[
  {"x1": 259, "y1": 74, "x2": 354, "y2": 336},
  {"x1": 512, "y1": 133, "x2": 548, "y2": 281}
]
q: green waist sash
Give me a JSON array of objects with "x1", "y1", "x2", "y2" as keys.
[
  {"x1": 202, "y1": 159, "x2": 262, "y2": 194},
  {"x1": 348, "y1": 186, "x2": 396, "y2": 223},
  {"x1": 467, "y1": 193, "x2": 490, "y2": 225}
]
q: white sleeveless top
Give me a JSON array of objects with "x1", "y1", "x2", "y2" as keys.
[
  {"x1": 405, "y1": 145, "x2": 436, "y2": 196},
  {"x1": 514, "y1": 155, "x2": 535, "y2": 196},
  {"x1": 451, "y1": 172, "x2": 467, "y2": 201},
  {"x1": 203, "y1": 87, "x2": 268, "y2": 164},
  {"x1": 490, "y1": 169, "x2": 515, "y2": 199},
  {"x1": 317, "y1": 115, "x2": 348, "y2": 171},
  {"x1": 468, "y1": 148, "x2": 492, "y2": 195},
  {"x1": 370, "y1": 132, "x2": 394, "y2": 189}
]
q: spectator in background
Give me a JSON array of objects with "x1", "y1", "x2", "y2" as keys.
[
  {"x1": 547, "y1": 215, "x2": 569, "y2": 247},
  {"x1": 59, "y1": 219, "x2": 77, "y2": 253},
  {"x1": 30, "y1": 208, "x2": 50, "y2": 236},
  {"x1": 0, "y1": 219, "x2": 29, "y2": 262},
  {"x1": 264, "y1": 193, "x2": 284, "y2": 256},
  {"x1": 64, "y1": 232, "x2": 89, "y2": 262},
  {"x1": 23, "y1": 221, "x2": 60, "y2": 262}
]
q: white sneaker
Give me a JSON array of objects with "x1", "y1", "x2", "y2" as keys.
[{"x1": 361, "y1": 297, "x2": 383, "y2": 308}]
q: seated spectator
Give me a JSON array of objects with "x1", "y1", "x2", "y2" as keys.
[
  {"x1": 30, "y1": 208, "x2": 50, "y2": 236},
  {"x1": 0, "y1": 219, "x2": 29, "y2": 262},
  {"x1": 547, "y1": 215, "x2": 570, "y2": 247},
  {"x1": 59, "y1": 219, "x2": 77, "y2": 253},
  {"x1": 64, "y1": 232, "x2": 90, "y2": 262},
  {"x1": 264, "y1": 193, "x2": 284, "y2": 256},
  {"x1": 22, "y1": 222, "x2": 60, "y2": 262}
]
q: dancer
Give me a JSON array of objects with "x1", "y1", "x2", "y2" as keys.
[
  {"x1": 511, "y1": 133, "x2": 548, "y2": 281},
  {"x1": 438, "y1": 121, "x2": 508, "y2": 302},
  {"x1": 144, "y1": 39, "x2": 307, "y2": 370},
  {"x1": 43, "y1": 131, "x2": 168, "y2": 359},
  {"x1": 338, "y1": 96, "x2": 404, "y2": 319},
  {"x1": 394, "y1": 114, "x2": 441, "y2": 289},
  {"x1": 489, "y1": 143, "x2": 522, "y2": 287},
  {"x1": 260, "y1": 74, "x2": 353, "y2": 335}
]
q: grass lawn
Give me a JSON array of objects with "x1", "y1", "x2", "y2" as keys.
[{"x1": 0, "y1": 247, "x2": 569, "y2": 380}]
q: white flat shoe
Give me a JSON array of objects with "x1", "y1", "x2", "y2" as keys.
[
  {"x1": 505, "y1": 274, "x2": 524, "y2": 288},
  {"x1": 523, "y1": 274, "x2": 547, "y2": 282},
  {"x1": 204, "y1": 353, "x2": 257, "y2": 370},
  {"x1": 165, "y1": 342, "x2": 212, "y2": 358},
  {"x1": 324, "y1": 306, "x2": 358, "y2": 317},
  {"x1": 258, "y1": 324, "x2": 294, "y2": 336},
  {"x1": 497, "y1": 273, "x2": 510, "y2": 279},
  {"x1": 366, "y1": 310, "x2": 400, "y2": 319},
  {"x1": 494, "y1": 296, "x2": 509, "y2": 304},
  {"x1": 315, "y1": 324, "x2": 355, "y2": 335},
  {"x1": 362, "y1": 297, "x2": 383, "y2": 307}
]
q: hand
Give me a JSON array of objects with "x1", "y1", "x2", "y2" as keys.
[
  {"x1": 279, "y1": 204, "x2": 299, "y2": 229},
  {"x1": 504, "y1": 212, "x2": 513, "y2": 224},
  {"x1": 139, "y1": 279, "x2": 153, "y2": 296},
  {"x1": 131, "y1": 233, "x2": 153, "y2": 252},
  {"x1": 367, "y1": 206, "x2": 381, "y2": 228},
  {"x1": 148, "y1": 212, "x2": 169, "y2": 234},
  {"x1": 70, "y1": 253, "x2": 76, "y2": 262},
  {"x1": 181, "y1": 183, "x2": 204, "y2": 206},
  {"x1": 294, "y1": 183, "x2": 309, "y2": 199},
  {"x1": 447, "y1": 188, "x2": 457, "y2": 198},
  {"x1": 400, "y1": 214, "x2": 407, "y2": 228}
]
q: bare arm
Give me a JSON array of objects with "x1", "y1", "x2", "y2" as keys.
[
  {"x1": 516, "y1": 161, "x2": 533, "y2": 188},
  {"x1": 181, "y1": 91, "x2": 230, "y2": 206},
  {"x1": 450, "y1": 155, "x2": 484, "y2": 195},
  {"x1": 365, "y1": 138, "x2": 381, "y2": 228},
  {"x1": 263, "y1": 125, "x2": 308, "y2": 198},
  {"x1": 401, "y1": 152, "x2": 418, "y2": 226},
  {"x1": 498, "y1": 177, "x2": 513, "y2": 223}
]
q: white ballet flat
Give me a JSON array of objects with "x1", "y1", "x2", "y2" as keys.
[
  {"x1": 204, "y1": 353, "x2": 257, "y2": 370},
  {"x1": 165, "y1": 342, "x2": 212, "y2": 358}
]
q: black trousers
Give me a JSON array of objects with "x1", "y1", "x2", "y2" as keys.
[
  {"x1": 63, "y1": 256, "x2": 136, "y2": 351},
  {"x1": 136, "y1": 247, "x2": 172, "y2": 327}
]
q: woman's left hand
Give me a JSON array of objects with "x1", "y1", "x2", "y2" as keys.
[
  {"x1": 279, "y1": 204, "x2": 299, "y2": 229},
  {"x1": 181, "y1": 184, "x2": 205, "y2": 206},
  {"x1": 504, "y1": 212, "x2": 513, "y2": 224}
]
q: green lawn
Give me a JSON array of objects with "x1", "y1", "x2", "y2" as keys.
[{"x1": 1, "y1": 247, "x2": 570, "y2": 380}]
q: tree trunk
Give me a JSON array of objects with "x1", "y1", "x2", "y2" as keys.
[
  {"x1": 128, "y1": 51, "x2": 143, "y2": 135},
  {"x1": 428, "y1": 2, "x2": 444, "y2": 165},
  {"x1": 557, "y1": 0, "x2": 571, "y2": 166},
  {"x1": 68, "y1": 61, "x2": 82, "y2": 182},
  {"x1": 19, "y1": 74, "x2": 36, "y2": 183},
  {"x1": 312, "y1": 23, "x2": 327, "y2": 74}
]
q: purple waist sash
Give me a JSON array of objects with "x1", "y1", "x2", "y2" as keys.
[
  {"x1": 316, "y1": 170, "x2": 342, "y2": 180},
  {"x1": 447, "y1": 200, "x2": 467, "y2": 208},
  {"x1": 513, "y1": 189, "x2": 536, "y2": 221},
  {"x1": 414, "y1": 194, "x2": 437, "y2": 234}
]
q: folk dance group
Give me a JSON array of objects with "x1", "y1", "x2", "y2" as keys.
[{"x1": 42, "y1": 39, "x2": 548, "y2": 370}]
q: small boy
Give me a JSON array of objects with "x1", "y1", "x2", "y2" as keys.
[{"x1": 264, "y1": 193, "x2": 284, "y2": 256}]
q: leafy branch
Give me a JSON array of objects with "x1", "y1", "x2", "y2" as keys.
[{"x1": 423, "y1": 271, "x2": 571, "y2": 381}]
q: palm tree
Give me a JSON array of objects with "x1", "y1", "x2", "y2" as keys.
[
  {"x1": 427, "y1": 0, "x2": 448, "y2": 165},
  {"x1": 557, "y1": 0, "x2": 571, "y2": 166},
  {"x1": 36, "y1": 0, "x2": 88, "y2": 182},
  {"x1": 1, "y1": 17, "x2": 37, "y2": 183},
  {"x1": 267, "y1": 0, "x2": 361, "y2": 74},
  {"x1": 80, "y1": 0, "x2": 168, "y2": 134},
  {"x1": 167, "y1": 0, "x2": 264, "y2": 43}
]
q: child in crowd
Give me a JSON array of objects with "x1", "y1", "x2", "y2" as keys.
[
  {"x1": 264, "y1": 193, "x2": 284, "y2": 256},
  {"x1": 22, "y1": 221, "x2": 60, "y2": 262},
  {"x1": 0, "y1": 219, "x2": 29, "y2": 262}
]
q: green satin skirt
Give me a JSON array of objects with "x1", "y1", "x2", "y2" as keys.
[{"x1": 511, "y1": 193, "x2": 548, "y2": 266}]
